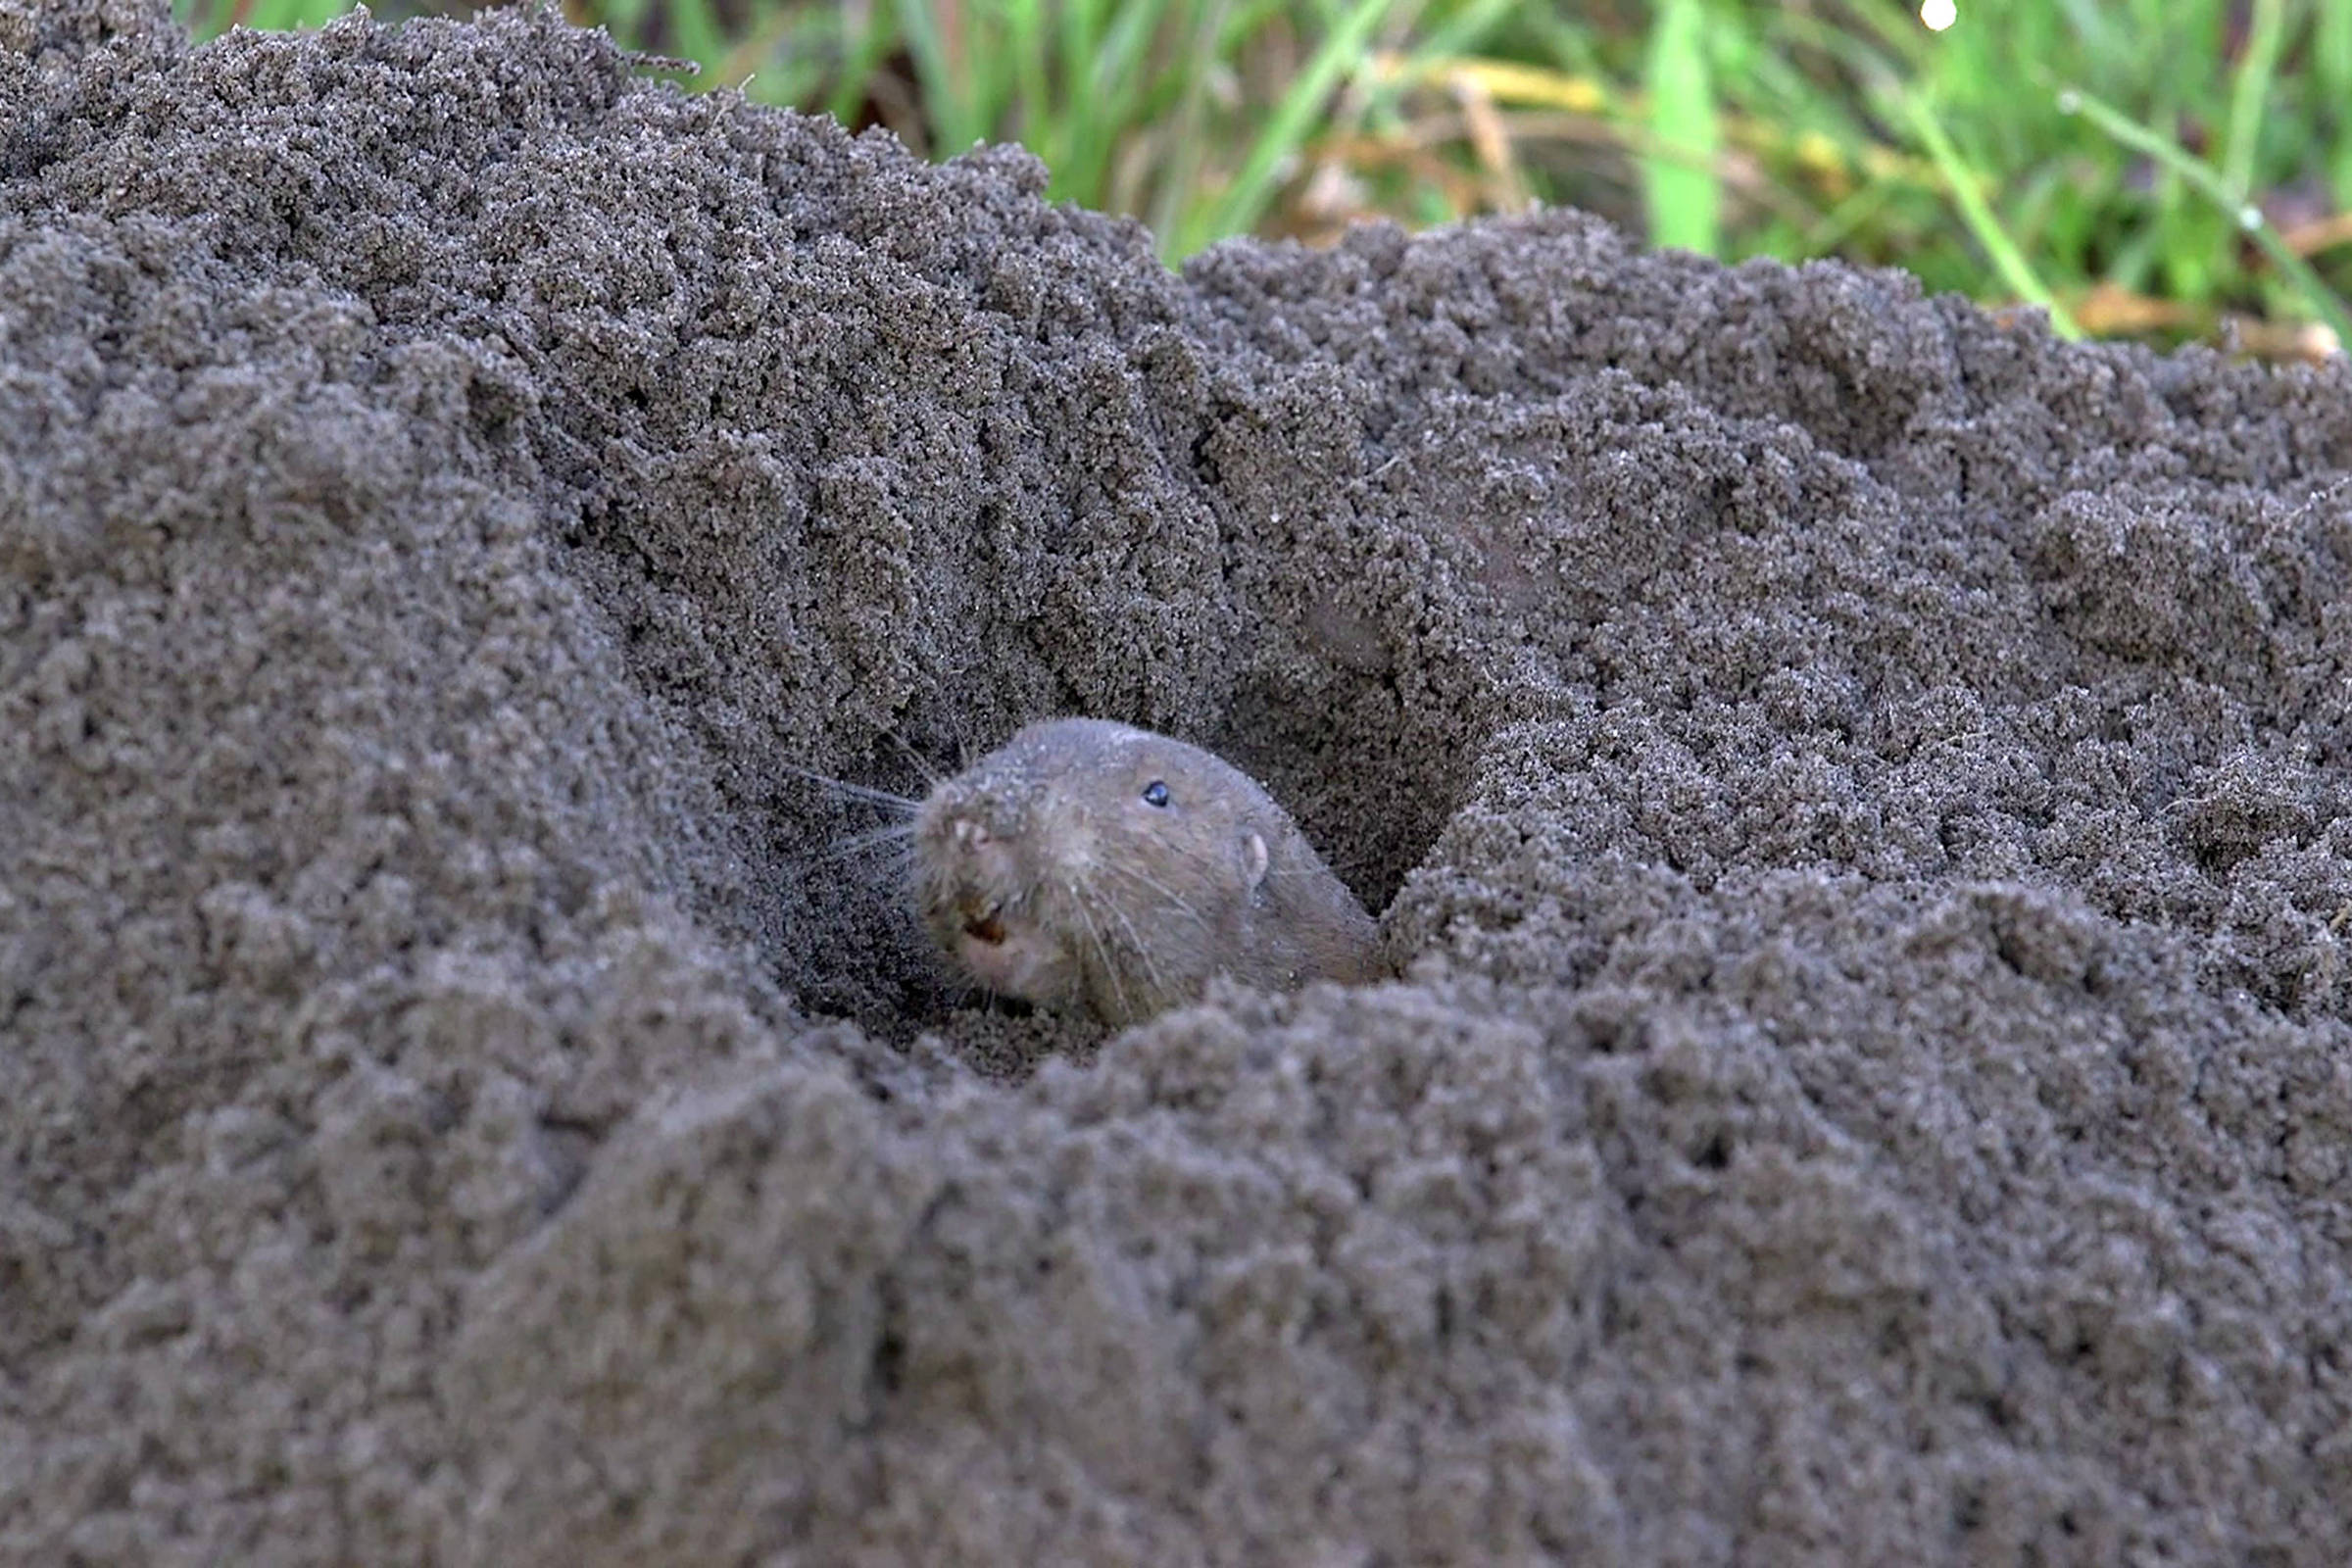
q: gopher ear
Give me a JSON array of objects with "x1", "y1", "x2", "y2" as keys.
[{"x1": 1241, "y1": 830, "x2": 1269, "y2": 891}]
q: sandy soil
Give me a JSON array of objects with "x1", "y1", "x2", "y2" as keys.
[{"x1": 8, "y1": 2, "x2": 2352, "y2": 1562}]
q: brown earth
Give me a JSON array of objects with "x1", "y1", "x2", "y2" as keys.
[{"x1": 7, "y1": 2, "x2": 2352, "y2": 1563}]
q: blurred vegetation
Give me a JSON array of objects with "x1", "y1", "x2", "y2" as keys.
[{"x1": 174, "y1": 0, "x2": 2352, "y2": 360}]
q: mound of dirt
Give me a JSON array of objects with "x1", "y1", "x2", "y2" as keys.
[{"x1": 8, "y1": 2, "x2": 2352, "y2": 1562}]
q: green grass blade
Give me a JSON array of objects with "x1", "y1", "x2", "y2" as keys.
[
  {"x1": 1043, "y1": 0, "x2": 1178, "y2": 207},
  {"x1": 1149, "y1": 0, "x2": 1234, "y2": 246},
  {"x1": 663, "y1": 0, "x2": 727, "y2": 77},
  {"x1": 2320, "y1": 0, "x2": 2352, "y2": 208},
  {"x1": 824, "y1": 9, "x2": 904, "y2": 129},
  {"x1": 1183, "y1": 0, "x2": 1392, "y2": 258},
  {"x1": 1058, "y1": 0, "x2": 1102, "y2": 108},
  {"x1": 2056, "y1": 78, "x2": 2352, "y2": 352},
  {"x1": 1001, "y1": 0, "x2": 1054, "y2": 167},
  {"x1": 892, "y1": 0, "x2": 970, "y2": 156},
  {"x1": 1804, "y1": 181, "x2": 1896, "y2": 257},
  {"x1": 1079, "y1": 0, "x2": 1179, "y2": 173},
  {"x1": 1642, "y1": 0, "x2": 1719, "y2": 256},
  {"x1": 1399, "y1": 0, "x2": 1521, "y2": 71},
  {"x1": 2222, "y1": 0, "x2": 2286, "y2": 202},
  {"x1": 1212, "y1": 0, "x2": 1304, "y2": 54},
  {"x1": 1896, "y1": 84, "x2": 2082, "y2": 338}
]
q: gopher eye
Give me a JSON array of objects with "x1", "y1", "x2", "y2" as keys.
[{"x1": 1141, "y1": 779, "x2": 1170, "y2": 808}]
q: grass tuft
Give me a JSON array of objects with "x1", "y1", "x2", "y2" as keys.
[
  {"x1": 167, "y1": 0, "x2": 2352, "y2": 358},
  {"x1": 2054, "y1": 76, "x2": 2352, "y2": 357},
  {"x1": 183, "y1": 0, "x2": 348, "y2": 30}
]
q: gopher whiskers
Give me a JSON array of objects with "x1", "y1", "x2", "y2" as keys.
[
  {"x1": 784, "y1": 763, "x2": 922, "y2": 816},
  {"x1": 879, "y1": 728, "x2": 948, "y2": 792},
  {"x1": 1099, "y1": 894, "x2": 1170, "y2": 1005},
  {"x1": 783, "y1": 760, "x2": 927, "y2": 880},
  {"x1": 1066, "y1": 879, "x2": 1130, "y2": 1023},
  {"x1": 799, "y1": 819, "x2": 917, "y2": 874},
  {"x1": 1102, "y1": 860, "x2": 1213, "y2": 936}
]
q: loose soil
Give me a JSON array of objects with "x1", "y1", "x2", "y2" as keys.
[{"x1": 8, "y1": 3, "x2": 2352, "y2": 1562}]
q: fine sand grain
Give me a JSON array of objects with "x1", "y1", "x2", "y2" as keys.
[{"x1": 8, "y1": 2, "x2": 2352, "y2": 1562}]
